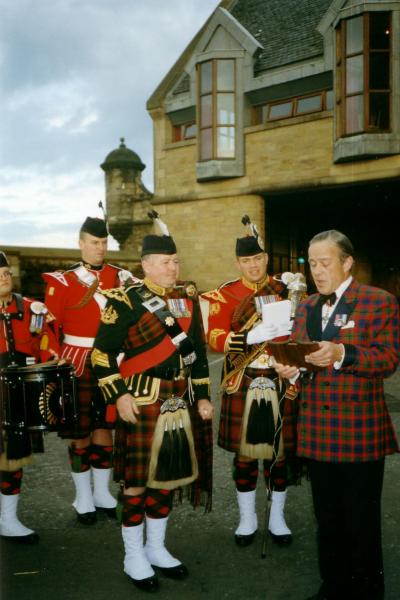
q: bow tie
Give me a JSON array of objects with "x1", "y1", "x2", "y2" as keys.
[{"x1": 320, "y1": 292, "x2": 337, "y2": 306}]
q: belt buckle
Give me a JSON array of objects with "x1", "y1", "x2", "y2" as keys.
[{"x1": 249, "y1": 376, "x2": 276, "y2": 391}]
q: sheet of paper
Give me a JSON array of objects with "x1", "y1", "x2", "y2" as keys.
[{"x1": 262, "y1": 299, "x2": 291, "y2": 329}]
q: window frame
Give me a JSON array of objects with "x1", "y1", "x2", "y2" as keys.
[
  {"x1": 197, "y1": 58, "x2": 237, "y2": 161},
  {"x1": 172, "y1": 122, "x2": 197, "y2": 143},
  {"x1": 336, "y1": 11, "x2": 392, "y2": 138},
  {"x1": 252, "y1": 89, "x2": 333, "y2": 125}
]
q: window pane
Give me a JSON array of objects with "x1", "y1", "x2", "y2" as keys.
[
  {"x1": 200, "y1": 95, "x2": 212, "y2": 128},
  {"x1": 346, "y1": 95, "x2": 364, "y2": 134},
  {"x1": 217, "y1": 59, "x2": 235, "y2": 91},
  {"x1": 369, "y1": 53, "x2": 390, "y2": 90},
  {"x1": 217, "y1": 93, "x2": 235, "y2": 125},
  {"x1": 200, "y1": 128, "x2": 212, "y2": 160},
  {"x1": 269, "y1": 101, "x2": 293, "y2": 120},
  {"x1": 370, "y1": 13, "x2": 391, "y2": 50},
  {"x1": 217, "y1": 127, "x2": 235, "y2": 158},
  {"x1": 346, "y1": 16, "x2": 363, "y2": 55},
  {"x1": 326, "y1": 90, "x2": 334, "y2": 110},
  {"x1": 369, "y1": 93, "x2": 390, "y2": 130},
  {"x1": 184, "y1": 123, "x2": 197, "y2": 138},
  {"x1": 296, "y1": 95, "x2": 322, "y2": 114},
  {"x1": 200, "y1": 61, "x2": 212, "y2": 94},
  {"x1": 346, "y1": 54, "x2": 364, "y2": 94}
]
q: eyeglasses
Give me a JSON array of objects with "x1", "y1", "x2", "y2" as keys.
[{"x1": 0, "y1": 271, "x2": 12, "y2": 280}]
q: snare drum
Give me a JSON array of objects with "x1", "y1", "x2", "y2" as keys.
[{"x1": 0, "y1": 362, "x2": 78, "y2": 432}]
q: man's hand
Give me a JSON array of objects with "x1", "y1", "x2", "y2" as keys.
[
  {"x1": 198, "y1": 399, "x2": 214, "y2": 421},
  {"x1": 272, "y1": 359, "x2": 299, "y2": 380},
  {"x1": 116, "y1": 393, "x2": 140, "y2": 424},
  {"x1": 305, "y1": 341, "x2": 344, "y2": 368}
]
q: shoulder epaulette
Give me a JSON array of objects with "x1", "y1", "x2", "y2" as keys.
[
  {"x1": 102, "y1": 287, "x2": 133, "y2": 309},
  {"x1": 106, "y1": 263, "x2": 123, "y2": 271},
  {"x1": 218, "y1": 278, "x2": 240, "y2": 291}
]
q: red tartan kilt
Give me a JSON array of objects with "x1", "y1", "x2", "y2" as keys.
[
  {"x1": 59, "y1": 355, "x2": 113, "y2": 439},
  {"x1": 218, "y1": 370, "x2": 298, "y2": 455},
  {"x1": 113, "y1": 378, "x2": 213, "y2": 493}
]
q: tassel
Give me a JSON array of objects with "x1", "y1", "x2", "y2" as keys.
[
  {"x1": 246, "y1": 398, "x2": 276, "y2": 445},
  {"x1": 155, "y1": 424, "x2": 174, "y2": 482},
  {"x1": 177, "y1": 419, "x2": 193, "y2": 479},
  {"x1": 155, "y1": 417, "x2": 193, "y2": 482}
]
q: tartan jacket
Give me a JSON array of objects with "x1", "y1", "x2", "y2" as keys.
[
  {"x1": 92, "y1": 278, "x2": 210, "y2": 405},
  {"x1": 292, "y1": 279, "x2": 400, "y2": 462}
]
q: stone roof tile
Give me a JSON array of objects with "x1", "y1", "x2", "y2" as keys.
[{"x1": 230, "y1": 0, "x2": 332, "y2": 74}]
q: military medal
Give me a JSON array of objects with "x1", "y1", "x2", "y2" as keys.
[
  {"x1": 29, "y1": 301, "x2": 48, "y2": 333},
  {"x1": 334, "y1": 313, "x2": 348, "y2": 327},
  {"x1": 254, "y1": 295, "x2": 279, "y2": 315},
  {"x1": 167, "y1": 298, "x2": 190, "y2": 318}
]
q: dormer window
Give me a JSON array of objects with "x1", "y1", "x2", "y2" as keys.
[
  {"x1": 336, "y1": 12, "x2": 391, "y2": 138},
  {"x1": 198, "y1": 59, "x2": 236, "y2": 160}
]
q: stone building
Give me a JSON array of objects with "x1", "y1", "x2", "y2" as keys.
[
  {"x1": 143, "y1": 0, "x2": 400, "y2": 296},
  {"x1": 4, "y1": 0, "x2": 399, "y2": 300}
]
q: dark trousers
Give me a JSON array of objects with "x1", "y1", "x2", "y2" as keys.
[{"x1": 308, "y1": 458, "x2": 385, "y2": 600}]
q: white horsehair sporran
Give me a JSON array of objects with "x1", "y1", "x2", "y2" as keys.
[
  {"x1": 147, "y1": 396, "x2": 198, "y2": 489},
  {"x1": 239, "y1": 376, "x2": 284, "y2": 460}
]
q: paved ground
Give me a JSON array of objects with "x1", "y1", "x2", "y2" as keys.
[{"x1": 1, "y1": 354, "x2": 400, "y2": 600}]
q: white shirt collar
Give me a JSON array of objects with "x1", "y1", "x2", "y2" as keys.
[{"x1": 333, "y1": 276, "x2": 353, "y2": 304}]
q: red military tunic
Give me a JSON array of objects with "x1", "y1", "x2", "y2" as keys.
[
  {"x1": 0, "y1": 295, "x2": 57, "y2": 367},
  {"x1": 42, "y1": 262, "x2": 130, "y2": 437}
]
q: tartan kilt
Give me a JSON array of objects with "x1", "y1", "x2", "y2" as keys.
[
  {"x1": 218, "y1": 367, "x2": 298, "y2": 457},
  {"x1": 113, "y1": 377, "x2": 213, "y2": 509},
  {"x1": 59, "y1": 354, "x2": 113, "y2": 439}
]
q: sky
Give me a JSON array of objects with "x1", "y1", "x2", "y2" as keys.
[{"x1": 0, "y1": 0, "x2": 220, "y2": 250}]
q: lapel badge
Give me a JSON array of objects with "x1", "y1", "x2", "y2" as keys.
[{"x1": 165, "y1": 316, "x2": 175, "y2": 326}]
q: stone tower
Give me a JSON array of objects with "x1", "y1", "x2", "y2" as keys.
[{"x1": 100, "y1": 138, "x2": 153, "y2": 255}]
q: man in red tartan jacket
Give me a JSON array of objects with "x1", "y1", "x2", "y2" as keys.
[
  {"x1": 0, "y1": 250, "x2": 59, "y2": 543},
  {"x1": 42, "y1": 217, "x2": 134, "y2": 525},
  {"x1": 91, "y1": 212, "x2": 213, "y2": 593},
  {"x1": 274, "y1": 230, "x2": 399, "y2": 600},
  {"x1": 202, "y1": 215, "x2": 300, "y2": 550}
]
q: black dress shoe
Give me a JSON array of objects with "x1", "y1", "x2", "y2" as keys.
[
  {"x1": 234, "y1": 531, "x2": 256, "y2": 547},
  {"x1": 95, "y1": 506, "x2": 117, "y2": 518},
  {"x1": 1, "y1": 532, "x2": 39, "y2": 544},
  {"x1": 75, "y1": 510, "x2": 97, "y2": 525},
  {"x1": 268, "y1": 530, "x2": 292, "y2": 546},
  {"x1": 129, "y1": 574, "x2": 159, "y2": 592},
  {"x1": 154, "y1": 563, "x2": 188, "y2": 580}
]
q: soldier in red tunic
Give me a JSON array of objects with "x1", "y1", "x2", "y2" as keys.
[
  {"x1": 42, "y1": 217, "x2": 134, "y2": 525},
  {"x1": 202, "y1": 216, "x2": 299, "y2": 550},
  {"x1": 91, "y1": 213, "x2": 213, "y2": 592},
  {"x1": 0, "y1": 251, "x2": 58, "y2": 543}
]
